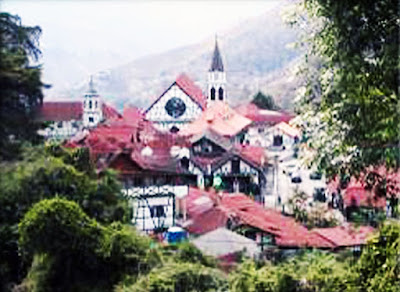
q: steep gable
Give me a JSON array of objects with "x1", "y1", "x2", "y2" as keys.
[{"x1": 145, "y1": 74, "x2": 205, "y2": 124}]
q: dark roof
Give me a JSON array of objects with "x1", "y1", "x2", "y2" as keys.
[
  {"x1": 36, "y1": 102, "x2": 83, "y2": 122},
  {"x1": 190, "y1": 128, "x2": 233, "y2": 151},
  {"x1": 210, "y1": 39, "x2": 224, "y2": 72}
]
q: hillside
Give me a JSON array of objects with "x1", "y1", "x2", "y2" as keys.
[{"x1": 48, "y1": 3, "x2": 301, "y2": 110}]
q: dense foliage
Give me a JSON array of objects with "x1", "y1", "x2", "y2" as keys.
[
  {"x1": 252, "y1": 91, "x2": 279, "y2": 110},
  {"x1": 230, "y1": 251, "x2": 354, "y2": 292},
  {"x1": 18, "y1": 198, "x2": 150, "y2": 292},
  {"x1": 287, "y1": 0, "x2": 400, "y2": 177},
  {"x1": 0, "y1": 13, "x2": 46, "y2": 160},
  {"x1": 0, "y1": 145, "x2": 127, "y2": 290},
  {"x1": 117, "y1": 262, "x2": 228, "y2": 292},
  {"x1": 230, "y1": 221, "x2": 400, "y2": 291},
  {"x1": 356, "y1": 220, "x2": 400, "y2": 291}
]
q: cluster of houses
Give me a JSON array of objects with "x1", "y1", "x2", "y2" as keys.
[{"x1": 36, "y1": 40, "x2": 381, "y2": 260}]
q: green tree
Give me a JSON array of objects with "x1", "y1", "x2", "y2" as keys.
[
  {"x1": 252, "y1": 91, "x2": 279, "y2": 110},
  {"x1": 230, "y1": 251, "x2": 356, "y2": 292},
  {"x1": 117, "y1": 262, "x2": 228, "y2": 292},
  {"x1": 288, "y1": 0, "x2": 400, "y2": 177},
  {"x1": 0, "y1": 13, "x2": 46, "y2": 160},
  {"x1": 356, "y1": 220, "x2": 400, "y2": 291},
  {"x1": 0, "y1": 145, "x2": 127, "y2": 290},
  {"x1": 18, "y1": 198, "x2": 149, "y2": 292}
]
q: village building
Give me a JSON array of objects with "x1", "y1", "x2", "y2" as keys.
[
  {"x1": 144, "y1": 38, "x2": 228, "y2": 133},
  {"x1": 181, "y1": 187, "x2": 375, "y2": 255},
  {"x1": 36, "y1": 78, "x2": 121, "y2": 140},
  {"x1": 235, "y1": 103, "x2": 293, "y2": 147}
]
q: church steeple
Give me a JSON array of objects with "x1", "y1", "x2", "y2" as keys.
[
  {"x1": 207, "y1": 36, "x2": 227, "y2": 107},
  {"x1": 210, "y1": 37, "x2": 224, "y2": 72},
  {"x1": 83, "y1": 76, "x2": 103, "y2": 128}
]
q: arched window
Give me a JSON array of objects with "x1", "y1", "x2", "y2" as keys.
[
  {"x1": 218, "y1": 87, "x2": 224, "y2": 100},
  {"x1": 89, "y1": 100, "x2": 92, "y2": 109},
  {"x1": 210, "y1": 87, "x2": 216, "y2": 100}
]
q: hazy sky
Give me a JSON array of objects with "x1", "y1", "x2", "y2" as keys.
[{"x1": 3, "y1": 1, "x2": 280, "y2": 64}]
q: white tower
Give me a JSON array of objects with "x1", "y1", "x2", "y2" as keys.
[
  {"x1": 83, "y1": 76, "x2": 103, "y2": 128},
  {"x1": 207, "y1": 37, "x2": 226, "y2": 107}
]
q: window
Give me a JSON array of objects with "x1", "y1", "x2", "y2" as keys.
[
  {"x1": 170, "y1": 126, "x2": 179, "y2": 133},
  {"x1": 165, "y1": 97, "x2": 186, "y2": 118},
  {"x1": 150, "y1": 205, "x2": 166, "y2": 218},
  {"x1": 273, "y1": 135, "x2": 283, "y2": 146},
  {"x1": 194, "y1": 145, "x2": 201, "y2": 153},
  {"x1": 232, "y1": 158, "x2": 240, "y2": 174},
  {"x1": 88, "y1": 117, "x2": 94, "y2": 123},
  {"x1": 89, "y1": 100, "x2": 92, "y2": 109},
  {"x1": 218, "y1": 87, "x2": 224, "y2": 100},
  {"x1": 181, "y1": 157, "x2": 189, "y2": 170},
  {"x1": 95, "y1": 101, "x2": 98, "y2": 108},
  {"x1": 210, "y1": 87, "x2": 216, "y2": 100}
]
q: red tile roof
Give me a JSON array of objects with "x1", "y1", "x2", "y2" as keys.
[
  {"x1": 180, "y1": 101, "x2": 252, "y2": 137},
  {"x1": 36, "y1": 102, "x2": 83, "y2": 122},
  {"x1": 102, "y1": 103, "x2": 122, "y2": 120},
  {"x1": 175, "y1": 73, "x2": 207, "y2": 109},
  {"x1": 184, "y1": 188, "x2": 333, "y2": 248},
  {"x1": 234, "y1": 103, "x2": 293, "y2": 124},
  {"x1": 312, "y1": 225, "x2": 375, "y2": 248},
  {"x1": 36, "y1": 101, "x2": 121, "y2": 122},
  {"x1": 184, "y1": 188, "x2": 374, "y2": 249},
  {"x1": 234, "y1": 144, "x2": 266, "y2": 168}
]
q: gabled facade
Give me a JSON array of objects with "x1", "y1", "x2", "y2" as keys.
[
  {"x1": 145, "y1": 74, "x2": 206, "y2": 133},
  {"x1": 188, "y1": 130, "x2": 267, "y2": 196}
]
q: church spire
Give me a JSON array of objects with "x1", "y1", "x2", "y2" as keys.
[
  {"x1": 210, "y1": 36, "x2": 224, "y2": 72},
  {"x1": 207, "y1": 36, "x2": 227, "y2": 107},
  {"x1": 88, "y1": 75, "x2": 97, "y2": 94}
]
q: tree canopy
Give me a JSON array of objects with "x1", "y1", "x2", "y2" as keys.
[
  {"x1": 18, "y1": 198, "x2": 150, "y2": 292},
  {"x1": 0, "y1": 12, "x2": 46, "y2": 160},
  {"x1": 288, "y1": 0, "x2": 400, "y2": 177},
  {"x1": 0, "y1": 145, "x2": 127, "y2": 290},
  {"x1": 252, "y1": 91, "x2": 279, "y2": 110}
]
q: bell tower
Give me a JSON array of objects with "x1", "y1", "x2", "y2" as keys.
[
  {"x1": 83, "y1": 76, "x2": 103, "y2": 128},
  {"x1": 207, "y1": 37, "x2": 226, "y2": 107}
]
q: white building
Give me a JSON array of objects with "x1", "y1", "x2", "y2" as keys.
[
  {"x1": 145, "y1": 39, "x2": 228, "y2": 133},
  {"x1": 36, "y1": 78, "x2": 121, "y2": 140}
]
